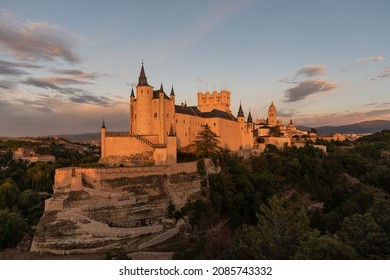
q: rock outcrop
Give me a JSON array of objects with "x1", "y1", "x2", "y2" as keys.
[{"x1": 31, "y1": 161, "x2": 211, "y2": 255}]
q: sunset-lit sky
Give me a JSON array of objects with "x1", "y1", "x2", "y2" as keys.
[{"x1": 1, "y1": 0, "x2": 389, "y2": 136}]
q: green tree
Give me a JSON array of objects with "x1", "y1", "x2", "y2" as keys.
[
  {"x1": 27, "y1": 162, "x2": 54, "y2": 192},
  {"x1": 193, "y1": 124, "x2": 221, "y2": 158},
  {"x1": 295, "y1": 231, "x2": 358, "y2": 259},
  {"x1": 231, "y1": 196, "x2": 311, "y2": 259},
  {"x1": 0, "y1": 178, "x2": 20, "y2": 209},
  {"x1": 0, "y1": 209, "x2": 28, "y2": 249},
  {"x1": 18, "y1": 190, "x2": 44, "y2": 224},
  {"x1": 337, "y1": 213, "x2": 390, "y2": 259},
  {"x1": 369, "y1": 198, "x2": 390, "y2": 234}
]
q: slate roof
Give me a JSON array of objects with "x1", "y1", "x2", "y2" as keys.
[{"x1": 175, "y1": 105, "x2": 237, "y2": 121}]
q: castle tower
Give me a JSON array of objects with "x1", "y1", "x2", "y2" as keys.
[
  {"x1": 167, "y1": 124, "x2": 177, "y2": 166},
  {"x1": 197, "y1": 89, "x2": 231, "y2": 112},
  {"x1": 237, "y1": 102, "x2": 245, "y2": 123},
  {"x1": 130, "y1": 88, "x2": 135, "y2": 132},
  {"x1": 268, "y1": 101, "x2": 277, "y2": 126},
  {"x1": 101, "y1": 119, "x2": 106, "y2": 159},
  {"x1": 132, "y1": 63, "x2": 154, "y2": 135}
]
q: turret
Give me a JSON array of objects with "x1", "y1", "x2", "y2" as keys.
[
  {"x1": 237, "y1": 102, "x2": 245, "y2": 123},
  {"x1": 101, "y1": 119, "x2": 106, "y2": 159},
  {"x1": 170, "y1": 85, "x2": 175, "y2": 104},
  {"x1": 247, "y1": 110, "x2": 253, "y2": 123},
  {"x1": 134, "y1": 63, "x2": 154, "y2": 135}
]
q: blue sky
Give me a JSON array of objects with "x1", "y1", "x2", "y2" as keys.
[{"x1": 0, "y1": 0, "x2": 389, "y2": 136}]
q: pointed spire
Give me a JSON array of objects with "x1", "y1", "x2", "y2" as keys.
[
  {"x1": 237, "y1": 102, "x2": 244, "y2": 118},
  {"x1": 102, "y1": 119, "x2": 106, "y2": 129},
  {"x1": 160, "y1": 82, "x2": 164, "y2": 92},
  {"x1": 137, "y1": 63, "x2": 149, "y2": 86},
  {"x1": 184, "y1": 100, "x2": 187, "y2": 107},
  {"x1": 290, "y1": 119, "x2": 293, "y2": 124},
  {"x1": 170, "y1": 85, "x2": 175, "y2": 96},
  {"x1": 247, "y1": 110, "x2": 253, "y2": 123},
  {"x1": 168, "y1": 124, "x2": 175, "y2": 136},
  {"x1": 130, "y1": 87, "x2": 135, "y2": 97}
]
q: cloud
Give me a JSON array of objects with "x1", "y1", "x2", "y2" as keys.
[
  {"x1": 279, "y1": 65, "x2": 327, "y2": 84},
  {"x1": 50, "y1": 68, "x2": 103, "y2": 79},
  {"x1": 296, "y1": 65, "x2": 326, "y2": 77},
  {"x1": 284, "y1": 79, "x2": 341, "y2": 102},
  {"x1": 355, "y1": 56, "x2": 385, "y2": 64},
  {"x1": 23, "y1": 77, "x2": 113, "y2": 106},
  {"x1": 378, "y1": 66, "x2": 390, "y2": 78},
  {"x1": 0, "y1": 59, "x2": 41, "y2": 76},
  {"x1": 0, "y1": 11, "x2": 82, "y2": 63},
  {"x1": 0, "y1": 80, "x2": 16, "y2": 89}
]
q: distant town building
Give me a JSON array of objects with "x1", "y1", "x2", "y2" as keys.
[{"x1": 13, "y1": 147, "x2": 55, "y2": 163}]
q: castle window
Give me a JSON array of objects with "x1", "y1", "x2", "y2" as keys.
[
  {"x1": 214, "y1": 123, "x2": 216, "y2": 126},
  {"x1": 183, "y1": 120, "x2": 185, "y2": 124},
  {"x1": 167, "y1": 113, "x2": 169, "y2": 117},
  {"x1": 154, "y1": 112, "x2": 157, "y2": 118},
  {"x1": 176, "y1": 119, "x2": 178, "y2": 123},
  {"x1": 141, "y1": 90, "x2": 143, "y2": 93},
  {"x1": 135, "y1": 114, "x2": 137, "y2": 119}
]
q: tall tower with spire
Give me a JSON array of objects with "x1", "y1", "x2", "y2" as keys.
[
  {"x1": 131, "y1": 63, "x2": 154, "y2": 135},
  {"x1": 268, "y1": 101, "x2": 277, "y2": 126}
]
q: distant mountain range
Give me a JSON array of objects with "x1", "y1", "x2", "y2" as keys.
[
  {"x1": 55, "y1": 120, "x2": 390, "y2": 142},
  {"x1": 297, "y1": 120, "x2": 390, "y2": 135}
]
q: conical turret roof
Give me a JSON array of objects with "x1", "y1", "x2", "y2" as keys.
[
  {"x1": 137, "y1": 63, "x2": 149, "y2": 86},
  {"x1": 237, "y1": 102, "x2": 244, "y2": 118}
]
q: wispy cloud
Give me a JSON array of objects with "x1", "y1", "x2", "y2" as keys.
[
  {"x1": 0, "y1": 10, "x2": 82, "y2": 63},
  {"x1": 50, "y1": 68, "x2": 104, "y2": 79},
  {"x1": 296, "y1": 65, "x2": 326, "y2": 77},
  {"x1": 0, "y1": 59, "x2": 41, "y2": 76},
  {"x1": 378, "y1": 66, "x2": 390, "y2": 78},
  {"x1": 0, "y1": 80, "x2": 16, "y2": 89},
  {"x1": 279, "y1": 65, "x2": 327, "y2": 84},
  {"x1": 284, "y1": 79, "x2": 341, "y2": 102},
  {"x1": 23, "y1": 77, "x2": 113, "y2": 106},
  {"x1": 355, "y1": 56, "x2": 385, "y2": 64}
]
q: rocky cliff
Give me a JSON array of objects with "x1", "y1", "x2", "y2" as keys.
[{"x1": 31, "y1": 162, "x2": 212, "y2": 255}]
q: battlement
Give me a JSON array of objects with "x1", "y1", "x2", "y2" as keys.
[{"x1": 197, "y1": 89, "x2": 231, "y2": 112}]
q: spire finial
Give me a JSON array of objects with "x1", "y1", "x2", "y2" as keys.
[
  {"x1": 130, "y1": 87, "x2": 135, "y2": 97},
  {"x1": 102, "y1": 119, "x2": 106, "y2": 129},
  {"x1": 170, "y1": 85, "x2": 175, "y2": 96}
]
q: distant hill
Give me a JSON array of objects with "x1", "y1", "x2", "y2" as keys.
[
  {"x1": 297, "y1": 120, "x2": 390, "y2": 135},
  {"x1": 54, "y1": 132, "x2": 100, "y2": 142}
]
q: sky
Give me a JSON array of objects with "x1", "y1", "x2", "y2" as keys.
[{"x1": 0, "y1": 0, "x2": 389, "y2": 136}]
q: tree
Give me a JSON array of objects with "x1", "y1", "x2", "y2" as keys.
[
  {"x1": 0, "y1": 178, "x2": 20, "y2": 209},
  {"x1": 193, "y1": 124, "x2": 221, "y2": 158},
  {"x1": 295, "y1": 231, "x2": 358, "y2": 260},
  {"x1": 337, "y1": 213, "x2": 390, "y2": 259},
  {"x1": 0, "y1": 209, "x2": 28, "y2": 249},
  {"x1": 231, "y1": 196, "x2": 311, "y2": 259},
  {"x1": 27, "y1": 162, "x2": 54, "y2": 192}
]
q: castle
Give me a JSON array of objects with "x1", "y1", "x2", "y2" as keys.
[{"x1": 100, "y1": 64, "x2": 297, "y2": 166}]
